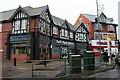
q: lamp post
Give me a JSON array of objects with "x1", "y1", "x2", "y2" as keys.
[{"x1": 96, "y1": 0, "x2": 102, "y2": 63}]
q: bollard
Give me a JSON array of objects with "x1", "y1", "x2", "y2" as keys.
[
  {"x1": 14, "y1": 58, "x2": 16, "y2": 66},
  {"x1": 44, "y1": 57, "x2": 46, "y2": 66}
]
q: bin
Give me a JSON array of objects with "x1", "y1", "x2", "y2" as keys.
[
  {"x1": 83, "y1": 51, "x2": 95, "y2": 70},
  {"x1": 88, "y1": 51, "x2": 95, "y2": 70},
  {"x1": 70, "y1": 55, "x2": 81, "y2": 73},
  {"x1": 83, "y1": 51, "x2": 89, "y2": 70}
]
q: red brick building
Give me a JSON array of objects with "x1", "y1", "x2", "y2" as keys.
[
  {"x1": 75, "y1": 13, "x2": 118, "y2": 55},
  {"x1": 0, "y1": 5, "x2": 54, "y2": 60}
]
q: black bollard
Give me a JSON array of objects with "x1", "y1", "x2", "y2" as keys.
[
  {"x1": 44, "y1": 57, "x2": 46, "y2": 66},
  {"x1": 14, "y1": 58, "x2": 16, "y2": 66}
]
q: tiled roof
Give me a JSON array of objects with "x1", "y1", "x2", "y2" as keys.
[
  {"x1": 52, "y1": 15, "x2": 64, "y2": 26},
  {"x1": 73, "y1": 24, "x2": 79, "y2": 31},
  {"x1": 83, "y1": 14, "x2": 96, "y2": 22},
  {"x1": 0, "y1": 6, "x2": 48, "y2": 21},
  {"x1": 52, "y1": 15, "x2": 74, "y2": 30}
]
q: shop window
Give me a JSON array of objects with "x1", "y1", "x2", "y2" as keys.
[
  {"x1": 11, "y1": 47, "x2": 15, "y2": 54},
  {"x1": 69, "y1": 49, "x2": 74, "y2": 54},
  {"x1": 19, "y1": 47, "x2": 26, "y2": 54},
  {"x1": 52, "y1": 45, "x2": 60, "y2": 54}
]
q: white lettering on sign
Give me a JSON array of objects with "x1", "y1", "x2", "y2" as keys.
[{"x1": 56, "y1": 40, "x2": 74, "y2": 46}]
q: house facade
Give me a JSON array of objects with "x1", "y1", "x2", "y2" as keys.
[
  {"x1": 75, "y1": 13, "x2": 118, "y2": 55},
  {"x1": 0, "y1": 5, "x2": 53, "y2": 60},
  {"x1": 0, "y1": 5, "x2": 89, "y2": 60},
  {"x1": 74, "y1": 23, "x2": 90, "y2": 54}
]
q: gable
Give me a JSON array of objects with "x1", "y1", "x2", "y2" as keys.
[
  {"x1": 39, "y1": 8, "x2": 50, "y2": 23},
  {"x1": 9, "y1": 6, "x2": 29, "y2": 21},
  {"x1": 76, "y1": 25, "x2": 87, "y2": 33},
  {"x1": 14, "y1": 10, "x2": 28, "y2": 19},
  {"x1": 100, "y1": 13, "x2": 106, "y2": 22}
]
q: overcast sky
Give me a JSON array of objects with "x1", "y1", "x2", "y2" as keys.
[{"x1": 0, "y1": 0, "x2": 119, "y2": 24}]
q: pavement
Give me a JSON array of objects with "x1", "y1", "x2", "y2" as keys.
[{"x1": 1, "y1": 58, "x2": 115, "y2": 80}]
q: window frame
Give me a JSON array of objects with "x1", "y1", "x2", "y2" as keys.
[{"x1": 12, "y1": 11, "x2": 28, "y2": 34}]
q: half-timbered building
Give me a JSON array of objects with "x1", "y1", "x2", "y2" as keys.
[
  {"x1": 0, "y1": 5, "x2": 89, "y2": 60},
  {"x1": 51, "y1": 16, "x2": 74, "y2": 59},
  {"x1": 1, "y1": 5, "x2": 54, "y2": 60},
  {"x1": 74, "y1": 23, "x2": 89, "y2": 54}
]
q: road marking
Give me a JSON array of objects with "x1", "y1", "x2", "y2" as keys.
[{"x1": 88, "y1": 72, "x2": 103, "y2": 78}]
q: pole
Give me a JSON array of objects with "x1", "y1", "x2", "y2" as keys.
[
  {"x1": 107, "y1": 38, "x2": 111, "y2": 65},
  {"x1": 26, "y1": 18, "x2": 30, "y2": 62},
  {"x1": 96, "y1": 0, "x2": 102, "y2": 63}
]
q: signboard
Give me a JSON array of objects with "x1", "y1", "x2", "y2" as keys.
[
  {"x1": 91, "y1": 40, "x2": 116, "y2": 46},
  {"x1": 10, "y1": 35, "x2": 31, "y2": 41},
  {"x1": 52, "y1": 39, "x2": 74, "y2": 47},
  {"x1": 103, "y1": 34, "x2": 116, "y2": 40}
]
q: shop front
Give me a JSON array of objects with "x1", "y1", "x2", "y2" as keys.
[
  {"x1": 75, "y1": 42, "x2": 88, "y2": 55},
  {"x1": 91, "y1": 40, "x2": 118, "y2": 56},
  {"x1": 38, "y1": 34, "x2": 51, "y2": 60},
  {"x1": 7, "y1": 34, "x2": 31, "y2": 60},
  {"x1": 52, "y1": 39, "x2": 74, "y2": 59}
]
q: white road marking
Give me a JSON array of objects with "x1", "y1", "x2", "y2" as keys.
[{"x1": 88, "y1": 72, "x2": 103, "y2": 78}]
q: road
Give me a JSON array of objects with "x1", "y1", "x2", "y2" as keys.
[{"x1": 87, "y1": 66, "x2": 120, "y2": 80}]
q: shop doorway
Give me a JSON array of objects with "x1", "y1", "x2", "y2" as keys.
[{"x1": 61, "y1": 47, "x2": 68, "y2": 58}]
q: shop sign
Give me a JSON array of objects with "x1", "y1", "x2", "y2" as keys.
[
  {"x1": 91, "y1": 40, "x2": 116, "y2": 46},
  {"x1": 56, "y1": 40, "x2": 74, "y2": 46},
  {"x1": 10, "y1": 35, "x2": 31, "y2": 41}
]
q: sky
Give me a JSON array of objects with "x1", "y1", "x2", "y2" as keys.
[{"x1": 0, "y1": 0, "x2": 119, "y2": 25}]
